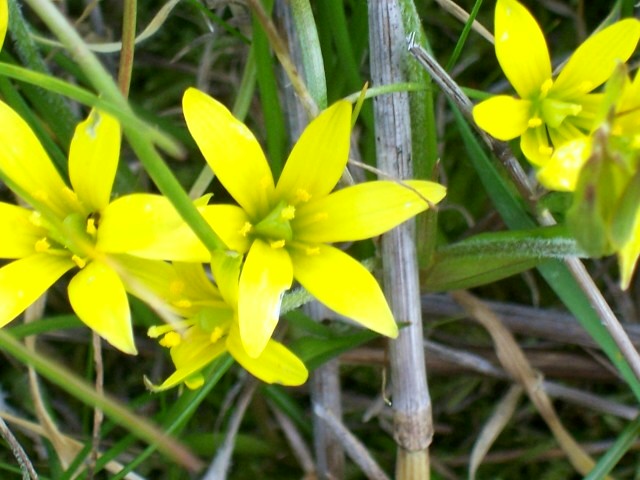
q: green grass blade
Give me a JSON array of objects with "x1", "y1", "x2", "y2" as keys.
[{"x1": 584, "y1": 414, "x2": 640, "y2": 480}]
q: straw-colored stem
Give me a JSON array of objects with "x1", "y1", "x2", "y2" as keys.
[
  {"x1": 368, "y1": 1, "x2": 433, "y2": 478},
  {"x1": 118, "y1": 0, "x2": 137, "y2": 97}
]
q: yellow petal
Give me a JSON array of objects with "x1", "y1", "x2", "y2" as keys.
[
  {"x1": 495, "y1": 0, "x2": 551, "y2": 98},
  {"x1": 0, "y1": 254, "x2": 73, "y2": 328},
  {"x1": 97, "y1": 194, "x2": 210, "y2": 262},
  {"x1": 520, "y1": 125, "x2": 552, "y2": 166},
  {"x1": 0, "y1": 100, "x2": 75, "y2": 218},
  {"x1": 151, "y1": 329, "x2": 227, "y2": 391},
  {"x1": 553, "y1": 19, "x2": 640, "y2": 98},
  {"x1": 275, "y1": 101, "x2": 352, "y2": 205},
  {"x1": 69, "y1": 110, "x2": 120, "y2": 213},
  {"x1": 238, "y1": 239, "x2": 293, "y2": 358},
  {"x1": 537, "y1": 137, "x2": 591, "y2": 192},
  {"x1": 472, "y1": 96, "x2": 531, "y2": 140},
  {"x1": 226, "y1": 325, "x2": 308, "y2": 386},
  {"x1": 0, "y1": 0, "x2": 7, "y2": 50},
  {"x1": 68, "y1": 260, "x2": 137, "y2": 354},
  {"x1": 183, "y1": 88, "x2": 274, "y2": 219},
  {"x1": 202, "y1": 204, "x2": 252, "y2": 253},
  {"x1": 619, "y1": 240, "x2": 640, "y2": 291},
  {"x1": 0, "y1": 202, "x2": 47, "y2": 258},
  {"x1": 294, "y1": 180, "x2": 446, "y2": 243},
  {"x1": 289, "y1": 244, "x2": 398, "y2": 338}
]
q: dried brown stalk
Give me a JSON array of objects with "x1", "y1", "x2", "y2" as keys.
[{"x1": 369, "y1": 1, "x2": 433, "y2": 478}]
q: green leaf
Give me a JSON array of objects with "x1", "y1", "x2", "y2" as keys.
[
  {"x1": 291, "y1": 327, "x2": 378, "y2": 371},
  {"x1": 425, "y1": 226, "x2": 585, "y2": 291}
]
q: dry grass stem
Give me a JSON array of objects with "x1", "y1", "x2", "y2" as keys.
[
  {"x1": 313, "y1": 402, "x2": 391, "y2": 480},
  {"x1": 469, "y1": 385, "x2": 523, "y2": 480},
  {"x1": 452, "y1": 290, "x2": 602, "y2": 476}
]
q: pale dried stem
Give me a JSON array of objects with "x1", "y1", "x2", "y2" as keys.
[
  {"x1": 202, "y1": 379, "x2": 257, "y2": 480},
  {"x1": 369, "y1": 2, "x2": 433, "y2": 478},
  {"x1": 407, "y1": 38, "x2": 640, "y2": 386},
  {"x1": 246, "y1": 0, "x2": 317, "y2": 118},
  {"x1": 313, "y1": 403, "x2": 391, "y2": 480},
  {"x1": 453, "y1": 290, "x2": 602, "y2": 476},
  {"x1": 270, "y1": 403, "x2": 316, "y2": 477},
  {"x1": 0, "y1": 415, "x2": 38, "y2": 480},
  {"x1": 86, "y1": 333, "x2": 104, "y2": 480}
]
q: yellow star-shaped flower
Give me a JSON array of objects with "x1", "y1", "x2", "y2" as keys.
[
  {"x1": 473, "y1": 0, "x2": 640, "y2": 166},
  {"x1": 0, "y1": 102, "x2": 211, "y2": 353},
  {"x1": 146, "y1": 260, "x2": 308, "y2": 390},
  {"x1": 183, "y1": 88, "x2": 446, "y2": 357}
]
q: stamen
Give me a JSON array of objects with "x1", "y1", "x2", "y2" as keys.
[
  {"x1": 86, "y1": 218, "x2": 97, "y2": 236},
  {"x1": 159, "y1": 331, "x2": 182, "y2": 348},
  {"x1": 281, "y1": 205, "x2": 296, "y2": 220},
  {"x1": 305, "y1": 246, "x2": 320, "y2": 255},
  {"x1": 239, "y1": 222, "x2": 253, "y2": 237},
  {"x1": 540, "y1": 79, "x2": 553, "y2": 96},
  {"x1": 538, "y1": 145, "x2": 554, "y2": 156},
  {"x1": 29, "y1": 211, "x2": 43, "y2": 227},
  {"x1": 35, "y1": 238, "x2": 51, "y2": 253},
  {"x1": 528, "y1": 117, "x2": 543, "y2": 128},
  {"x1": 270, "y1": 239, "x2": 286, "y2": 249},
  {"x1": 173, "y1": 299, "x2": 192, "y2": 309},
  {"x1": 71, "y1": 255, "x2": 86, "y2": 269},
  {"x1": 210, "y1": 326, "x2": 225, "y2": 343}
]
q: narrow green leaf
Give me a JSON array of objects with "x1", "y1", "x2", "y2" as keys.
[
  {"x1": 584, "y1": 414, "x2": 640, "y2": 480},
  {"x1": 425, "y1": 226, "x2": 585, "y2": 291},
  {"x1": 289, "y1": 0, "x2": 327, "y2": 108}
]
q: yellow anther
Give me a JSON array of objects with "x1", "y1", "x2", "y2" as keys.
[
  {"x1": 71, "y1": 255, "x2": 87, "y2": 269},
  {"x1": 173, "y1": 299, "x2": 192, "y2": 309},
  {"x1": 528, "y1": 117, "x2": 543, "y2": 128},
  {"x1": 210, "y1": 326, "x2": 225, "y2": 343},
  {"x1": 29, "y1": 211, "x2": 43, "y2": 227},
  {"x1": 540, "y1": 78, "x2": 553, "y2": 96},
  {"x1": 35, "y1": 238, "x2": 51, "y2": 253},
  {"x1": 281, "y1": 205, "x2": 296, "y2": 220},
  {"x1": 539, "y1": 145, "x2": 554, "y2": 156},
  {"x1": 611, "y1": 125, "x2": 623, "y2": 136},
  {"x1": 270, "y1": 239, "x2": 286, "y2": 249},
  {"x1": 159, "y1": 331, "x2": 182, "y2": 348},
  {"x1": 305, "y1": 246, "x2": 320, "y2": 255},
  {"x1": 239, "y1": 222, "x2": 253, "y2": 237},
  {"x1": 86, "y1": 218, "x2": 97, "y2": 236},
  {"x1": 294, "y1": 189, "x2": 311, "y2": 203}
]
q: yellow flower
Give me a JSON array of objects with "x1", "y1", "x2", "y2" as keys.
[
  {"x1": 183, "y1": 88, "x2": 447, "y2": 357},
  {"x1": 0, "y1": 0, "x2": 7, "y2": 50},
  {"x1": 472, "y1": 0, "x2": 640, "y2": 166},
  {"x1": 146, "y1": 260, "x2": 308, "y2": 391},
  {"x1": 0, "y1": 102, "x2": 209, "y2": 353}
]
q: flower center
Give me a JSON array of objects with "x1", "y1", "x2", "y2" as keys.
[
  {"x1": 530, "y1": 79, "x2": 583, "y2": 130},
  {"x1": 251, "y1": 200, "x2": 296, "y2": 248}
]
